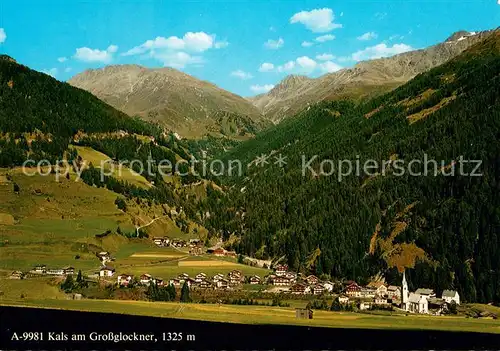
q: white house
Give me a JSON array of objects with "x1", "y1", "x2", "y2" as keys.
[
  {"x1": 367, "y1": 282, "x2": 388, "y2": 297},
  {"x1": 374, "y1": 297, "x2": 389, "y2": 305},
  {"x1": 442, "y1": 290, "x2": 460, "y2": 305},
  {"x1": 140, "y1": 274, "x2": 153, "y2": 285},
  {"x1": 415, "y1": 288, "x2": 436, "y2": 299},
  {"x1": 99, "y1": 266, "x2": 115, "y2": 277},
  {"x1": 408, "y1": 293, "x2": 429, "y2": 314},
  {"x1": 195, "y1": 273, "x2": 207, "y2": 282},
  {"x1": 322, "y1": 281, "x2": 334, "y2": 293},
  {"x1": 212, "y1": 273, "x2": 225, "y2": 282},
  {"x1": 387, "y1": 285, "x2": 401, "y2": 300},
  {"x1": 359, "y1": 302, "x2": 372, "y2": 310},
  {"x1": 338, "y1": 295, "x2": 350, "y2": 304},
  {"x1": 118, "y1": 274, "x2": 133, "y2": 286}
]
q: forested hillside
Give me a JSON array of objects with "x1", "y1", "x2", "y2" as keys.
[
  {"x1": 0, "y1": 56, "x2": 161, "y2": 166},
  {"x1": 194, "y1": 31, "x2": 500, "y2": 303}
]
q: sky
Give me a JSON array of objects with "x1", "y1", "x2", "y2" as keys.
[{"x1": 0, "y1": 0, "x2": 499, "y2": 97}]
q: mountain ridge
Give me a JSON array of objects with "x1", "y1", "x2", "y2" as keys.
[
  {"x1": 69, "y1": 64, "x2": 268, "y2": 139},
  {"x1": 251, "y1": 29, "x2": 495, "y2": 122}
]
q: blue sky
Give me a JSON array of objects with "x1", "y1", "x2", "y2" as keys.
[{"x1": 0, "y1": 0, "x2": 499, "y2": 96}]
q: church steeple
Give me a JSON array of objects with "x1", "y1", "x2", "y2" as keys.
[{"x1": 402, "y1": 270, "x2": 409, "y2": 310}]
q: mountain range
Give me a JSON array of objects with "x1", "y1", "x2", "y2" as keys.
[
  {"x1": 250, "y1": 30, "x2": 495, "y2": 122},
  {"x1": 69, "y1": 65, "x2": 268, "y2": 139},
  {"x1": 0, "y1": 28, "x2": 499, "y2": 304},
  {"x1": 67, "y1": 30, "x2": 495, "y2": 131}
]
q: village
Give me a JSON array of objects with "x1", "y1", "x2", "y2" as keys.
[{"x1": 12, "y1": 244, "x2": 463, "y2": 317}]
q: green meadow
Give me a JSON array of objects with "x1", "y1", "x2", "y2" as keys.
[{"x1": 1, "y1": 298, "x2": 499, "y2": 334}]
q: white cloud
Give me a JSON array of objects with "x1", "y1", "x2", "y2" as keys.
[
  {"x1": 301, "y1": 41, "x2": 314, "y2": 47},
  {"x1": 64, "y1": 67, "x2": 72, "y2": 73},
  {"x1": 152, "y1": 51, "x2": 204, "y2": 69},
  {"x1": 337, "y1": 56, "x2": 353, "y2": 63},
  {"x1": 357, "y1": 32, "x2": 378, "y2": 41},
  {"x1": 389, "y1": 34, "x2": 405, "y2": 41},
  {"x1": 231, "y1": 69, "x2": 253, "y2": 80},
  {"x1": 375, "y1": 12, "x2": 387, "y2": 20},
  {"x1": 42, "y1": 68, "x2": 58, "y2": 78},
  {"x1": 264, "y1": 37, "x2": 284, "y2": 49},
  {"x1": 290, "y1": 8, "x2": 342, "y2": 33},
  {"x1": 0, "y1": 28, "x2": 6, "y2": 44},
  {"x1": 215, "y1": 40, "x2": 229, "y2": 49},
  {"x1": 123, "y1": 31, "x2": 217, "y2": 56},
  {"x1": 260, "y1": 56, "x2": 342, "y2": 75},
  {"x1": 269, "y1": 26, "x2": 276, "y2": 32},
  {"x1": 351, "y1": 43, "x2": 413, "y2": 62},
  {"x1": 122, "y1": 31, "x2": 226, "y2": 69},
  {"x1": 107, "y1": 45, "x2": 118, "y2": 53},
  {"x1": 296, "y1": 56, "x2": 317, "y2": 71},
  {"x1": 277, "y1": 61, "x2": 295, "y2": 72},
  {"x1": 319, "y1": 61, "x2": 343, "y2": 73},
  {"x1": 250, "y1": 84, "x2": 275, "y2": 93},
  {"x1": 498, "y1": 0, "x2": 500, "y2": 5},
  {"x1": 73, "y1": 45, "x2": 118, "y2": 63},
  {"x1": 57, "y1": 57, "x2": 68, "y2": 63},
  {"x1": 316, "y1": 53, "x2": 335, "y2": 61},
  {"x1": 315, "y1": 34, "x2": 335, "y2": 42},
  {"x1": 259, "y1": 62, "x2": 275, "y2": 72}
]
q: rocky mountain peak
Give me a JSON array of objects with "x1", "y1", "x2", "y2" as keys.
[
  {"x1": 267, "y1": 75, "x2": 311, "y2": 97},
  {"x1": 446, "y1": 30, "x2": 474, "y2": 42}
]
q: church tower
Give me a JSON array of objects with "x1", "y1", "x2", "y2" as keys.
[{"x1": 402, "y1": 270, "x2": 409, "y2": 311}]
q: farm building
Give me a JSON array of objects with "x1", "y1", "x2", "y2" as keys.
[
  {"x1": 10, "y1": 271, "x2": 23, "y2": 279},
  {"x1": 295, "y1": 308, "x2": 313, "y2": 319}
]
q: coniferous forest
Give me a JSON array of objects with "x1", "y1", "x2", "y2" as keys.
[{"x1": 194, "y1": 32, "x2": 500, "y2": 303}]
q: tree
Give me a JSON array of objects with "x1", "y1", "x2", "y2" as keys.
[
  {"x1": 13, "y1": 182, "x2": 20, "y2": 194},
  {"x1": 448, "y1": 300, "x2": 458, "y2": 315},
  {"x1": 331, "y1": 297, "x2": 342, "y2": 311},
  {"x1": 167, "y1": 283, "x2": 176, "y2": 301},
  {"x1": 75, "y1": 270, "x2": 87, "y2": 288},
  {"x1": 237, "y1": 254, "x2": 244, "y2": 264},
  {"x1": 180, "y1": 282, "x2": 191, "y2": 303},
  {"x1": 114, "y1": 197, "x2": 127, "y2": 211},
  {"x1": 76, "y1": 270, "x2": 83, "y2": 284},
  {"x1": 61, "y1": 274, "x2": 74, "y2": 292}
]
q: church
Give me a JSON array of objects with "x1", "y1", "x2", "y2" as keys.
[{"x1": 401, "y1": 271, "x2": 460, "y2": 314}]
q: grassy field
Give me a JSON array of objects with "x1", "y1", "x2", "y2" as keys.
[
  {"x1": 0, "y1": 167, "x2": 201, "y2": 277},
  {"x1": 114, "y1": 252, "x2": 270, "y2": 279},
  {"x1": 1, "y1": 298, "x2": 499, "y2": 334},
  {"x1": 0, "y1": 277, "x2": 67, "y2": 300},
  {"x1": 72, "y1": 146, "x2": 151, "y2": 189}
]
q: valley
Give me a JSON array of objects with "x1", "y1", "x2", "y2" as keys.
[{"x1": 0, "y1": 23, "x2": 500, "y2": 340}]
